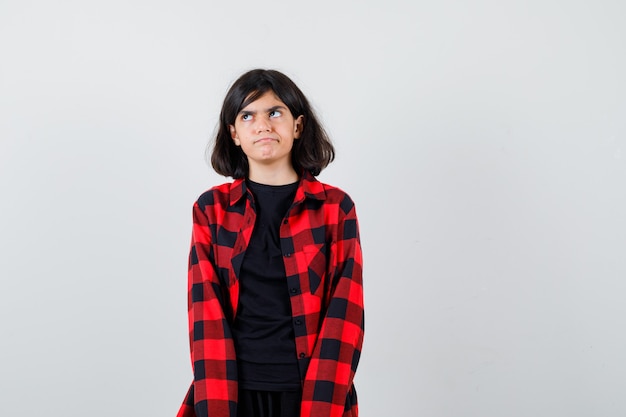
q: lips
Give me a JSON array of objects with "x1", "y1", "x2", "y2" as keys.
[{"x1": 254, "y1": 137, "x2": 277, "y2": 144}]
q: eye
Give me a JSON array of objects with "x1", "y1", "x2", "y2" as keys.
[
  {"x1": 269, "y1": 109, "x2": 282, "y2": 118},
  {"x1": 241, "y1": 114, "x2": 252, "y2": 121}
]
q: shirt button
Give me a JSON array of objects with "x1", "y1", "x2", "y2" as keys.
[
  {"x1": 284, "y1": 253, "x2": 291, "y2": 257},
  {"x1": 299, "y1": 352, "x2": 306, "y2": 359},
  {"x1": 290, "y1": 288, "x2": 298, "y2": 294},
  {"x1": 295, "y1": 319, "x2": 302, "y2": 325},
  {"x1": 283, "y1": 219, "x2": 288, "y2": 225}
]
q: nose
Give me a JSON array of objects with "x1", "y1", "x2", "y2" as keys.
[{"x1": 254, "y1": 116, "x2": 272, "y2": 133}]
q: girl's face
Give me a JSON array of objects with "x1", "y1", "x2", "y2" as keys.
[{"x1": 229, "y1": 91, "x2": 303, "y2": 175}]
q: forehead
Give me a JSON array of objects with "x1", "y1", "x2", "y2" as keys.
[{"x1": 240, "y1": 91, "x2": 286, "y2": 111}]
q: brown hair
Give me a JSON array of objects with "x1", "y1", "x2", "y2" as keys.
[{"x1": 210, "y1": 69, "x2": 335, "y2": 178}]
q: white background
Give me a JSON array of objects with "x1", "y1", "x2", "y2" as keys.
[{"x1": 1, "y1": 1, "x2": 625, "y2": 416}]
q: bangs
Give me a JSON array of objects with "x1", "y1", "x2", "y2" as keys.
[{"x1": 239, "y1": 86, "x2": 272, "y2": 113}]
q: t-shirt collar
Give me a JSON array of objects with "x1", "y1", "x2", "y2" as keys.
[{"x1": 228, "y1": 171, "x2": 326, "y2": 206}]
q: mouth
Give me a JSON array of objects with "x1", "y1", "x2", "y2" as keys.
[{"x1": 254, "y1": 137, "x2": 277, "y2": 144}]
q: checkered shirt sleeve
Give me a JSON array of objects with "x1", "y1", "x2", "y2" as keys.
[
  {"x1": 177, "y1": 187, "x2": 241, "y2": 417},
  {"x1": 299, "y1": 191, "x2": 364, "y2": 417}
]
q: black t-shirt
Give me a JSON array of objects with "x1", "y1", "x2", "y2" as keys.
[{"x1": 232, "y1": 179, "x2": 301, "y2": 391}]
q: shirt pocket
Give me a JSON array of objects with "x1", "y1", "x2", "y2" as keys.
[{"x1": 302, "y1": 243, "x2": 328, "y2": 296}]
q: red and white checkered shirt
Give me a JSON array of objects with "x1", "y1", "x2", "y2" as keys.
[{"x1": 177, "y1": 171, "x2": 364, "y2": 417}]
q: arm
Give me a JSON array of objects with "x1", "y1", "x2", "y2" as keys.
[
  {"x1": 178, "y1": 202, "x2": 238, "y2": 417},
  {"x1": 301, "y1": 195, "x2": 364, "y2": 417}
]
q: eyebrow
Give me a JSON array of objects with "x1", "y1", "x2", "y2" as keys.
[{"x1": 239, "y1": 105, "x2": 287, "y2": 116}]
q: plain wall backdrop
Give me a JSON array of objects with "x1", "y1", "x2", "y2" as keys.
[{"x1": 1, "y1": 1, "x2": 625, "y2": 416}]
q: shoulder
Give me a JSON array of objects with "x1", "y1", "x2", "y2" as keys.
[
  {"x1": 315, "y1": 180, "x2": 357, "y2": 215},
  {"x1": 194, "y1": 180, "x2": 241, "y2": 211}
]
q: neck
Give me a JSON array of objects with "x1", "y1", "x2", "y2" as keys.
[{"x1": 248, "y1": 164, "x2": 299, "y2": 185}]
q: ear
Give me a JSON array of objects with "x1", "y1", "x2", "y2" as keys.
[
  {"x1": 294, "y1": 115, "x2": 304, "y2": 139},
  {"x1": 229, "y1": 125, "x2": 241, "y2": 146}
]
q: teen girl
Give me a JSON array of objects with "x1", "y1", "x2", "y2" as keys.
[{"x1": 177, "y1": 69, "x2": 364, "y2": 417}]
